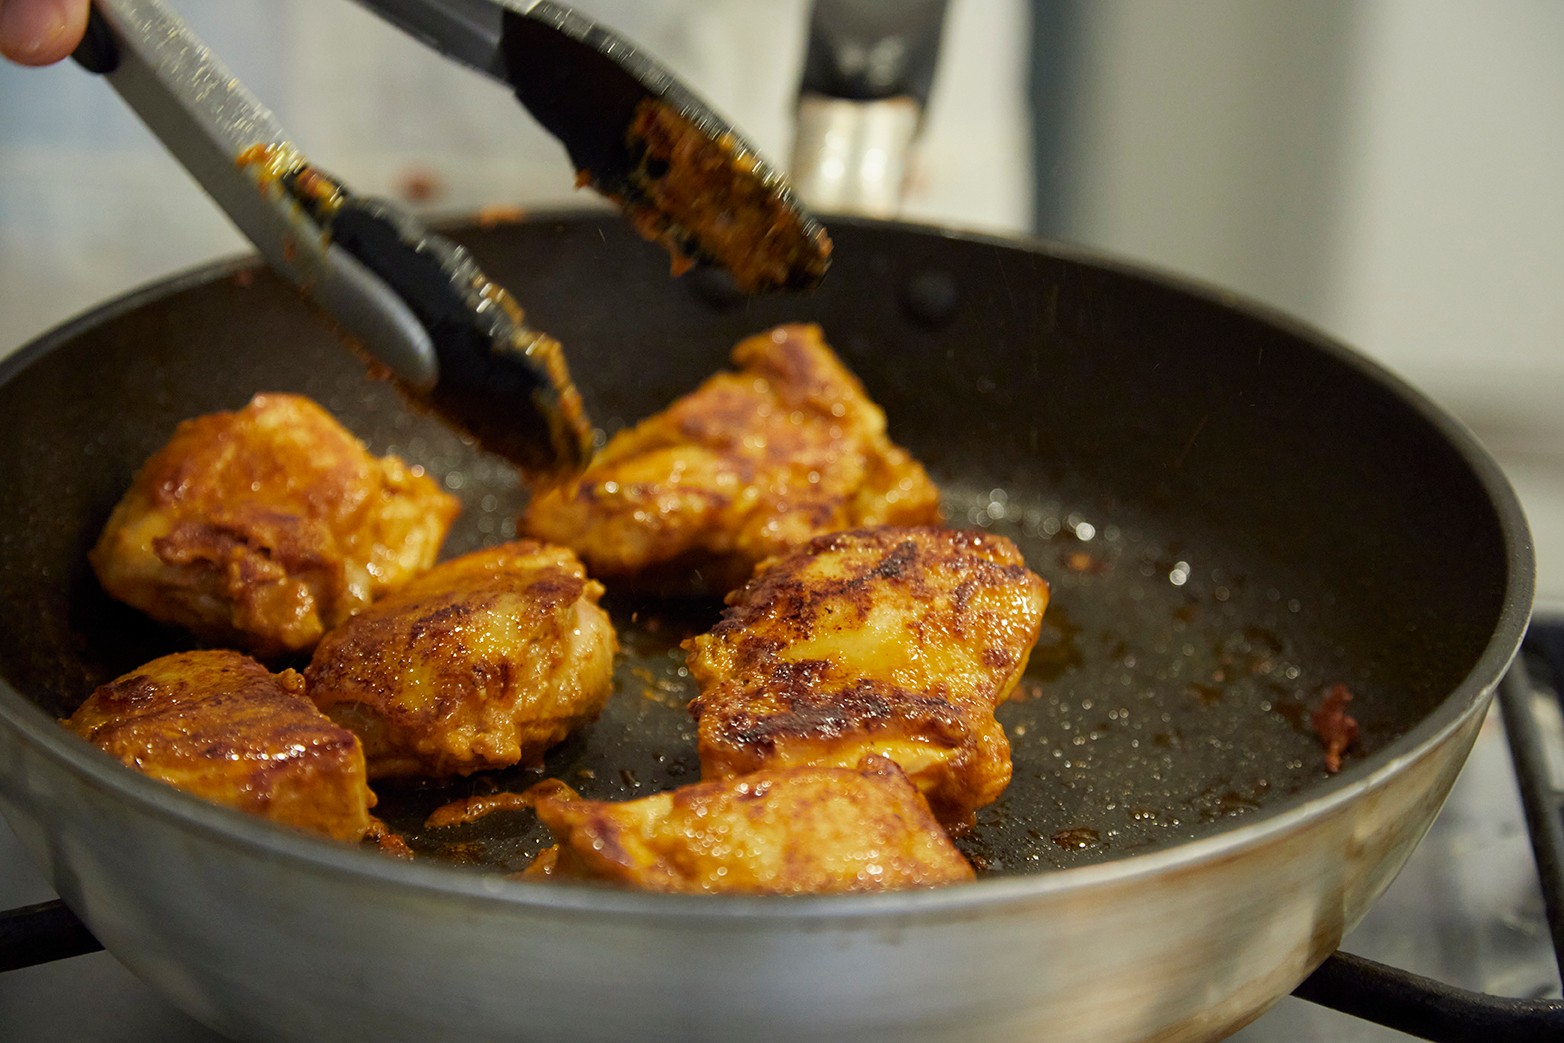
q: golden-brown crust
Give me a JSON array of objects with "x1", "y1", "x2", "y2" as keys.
[
  {"x1": 62, "y1": 650, "x2": 373, "y2": 842},
  {"x1": 685, "y1": 526, "x2": 1048, "y2": 828},
  {"x1": 524, "y1": 756, "x2": 973, "y2": 894},
  {"x1": 304, "y1": 540, "x2": 618, "y2": 778},
  {"x1": 521, "y1": 324, "x2": 941, "y2": 595},
  {"x1": 615, "y1": 100, "x2": 832, "y2": 293},
  {"x1": 89, "y1": 393, "x2": 460, "y2": 658}
]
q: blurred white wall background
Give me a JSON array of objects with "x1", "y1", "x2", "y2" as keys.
[
  {"x1": 1035, "y1": 0, "x2": 1564, "y2": 608},
  {"x1": 0, "y1": 0, "x2": 1029, "y2": 352}
]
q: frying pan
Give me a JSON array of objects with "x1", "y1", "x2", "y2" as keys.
[{"x1": 0, "y1": 211, "x2": 1534, "y2": 1042}]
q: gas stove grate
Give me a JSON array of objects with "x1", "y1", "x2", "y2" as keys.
[{"x1": 1294, "y1": 619, "x2": 1564, "y2": 1040}]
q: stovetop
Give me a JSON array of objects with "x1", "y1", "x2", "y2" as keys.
[{"x1": 4, "y1": 627, "x2": 1562, "y2": 1042}]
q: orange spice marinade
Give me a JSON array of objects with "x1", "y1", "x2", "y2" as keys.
[{"x1": 609, "y1": 100, "x2": 832, "y2": 293}]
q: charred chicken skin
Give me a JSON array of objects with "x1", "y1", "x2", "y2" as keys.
[
  {"x1": 304, "y1": 540, "x2": 618, "y2": 778},
  {"x1": 63, "y1": 650, "x2": 373, "y2": 842},
  {"x1": 685, "y1": 526, "x2": 1048, "y2": 829},
  {"x1": 90, "y1": 393, "x2": 460, "y2": 658},
  {"x1": 525, "y1": 755, "x2": 973, "y2": 893},
  {"x1": 521, "y1": 323, "x2": 941, "y2": 595}
]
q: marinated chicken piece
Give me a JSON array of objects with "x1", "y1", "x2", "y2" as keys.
[
  {"x1": 90, "y1": 393, "x2": 460, "y2": 658},
  {"x1": 521, "y1": 323, "x2": 941, "y2": 595},
  {"x1": 524, "y1": 756, "x2": 974, "y2": 894},
  {"x1": 304, "y1": 540, "x2": 618, "y2": 778},
  {"x1": 686, "y1": 526, "x2": 1048, "y2": 828},
  {"x1": 63, "y1": 649, "x2": 372, "y2": 842}
]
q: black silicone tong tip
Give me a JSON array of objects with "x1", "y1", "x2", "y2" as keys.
[
  {"x1": 76, "y1": 0, "x2": 592, "y2": 483},
  {"x1": 501, "y1": 2, "x2": 832, "y2": 294},
  {"x1": 282, "y1": 169, "x2": 593, "y2": 481}
]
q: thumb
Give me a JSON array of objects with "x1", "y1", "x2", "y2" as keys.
[{"x1": 0, "y1": 0, "x2": 89, "y2": 66}]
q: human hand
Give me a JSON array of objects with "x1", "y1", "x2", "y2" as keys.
[{"x1": 0, "y1": 0, "x2": 88, "y2": 65}]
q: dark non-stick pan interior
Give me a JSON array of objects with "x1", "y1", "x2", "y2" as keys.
[{"x1": 0, "y1": 213, "x2": 1518, "y2": 876}]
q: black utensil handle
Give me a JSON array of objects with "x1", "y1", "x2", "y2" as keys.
[
  {"x1": 1291, "y1": 623, "x2": 1564, "y2": 1040},
  {"x1": 800, "y1": 0, "x2": 949, "y2": 103},
  {"x1": 0, "y1": 900, "x2": 103, "y2": 972},
  {"x1": 1500, "y1": 626, "x2": 1564, "y2": 964},
  {"x1": 71, "y1": 4, "x2": 120, "y2": 74},
  {"x1": 1295, "y1": 950, "x2": 1564, "y2": 1042},
  {"x1": 325, "y1": 196, "x2": 588, "y2": 475}
]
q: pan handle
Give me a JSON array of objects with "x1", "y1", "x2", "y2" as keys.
[
  {"x1": 1291, "y1": 634, "x2": 1564, "y2": 1041},
  {"x1": 0, "y1": 899, "x2": 103, "y2": 972},
  {"x1": 1295, "y1": 950, "x2": 1564, "y2": 1042}
]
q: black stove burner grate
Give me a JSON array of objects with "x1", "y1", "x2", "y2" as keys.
[
  {"x1": 1294, "y1": 619, "x2": 1564, "y2": 1040},
  {"x1": 4, "y1": 624, "x2": 1564, "y2": 1040},
  {"x1": 0, "y1": 897, "x2": 100, "y2": 973},
  {"x1": 1500, "y1": 623, "x2": 1564, "y2": 979}
]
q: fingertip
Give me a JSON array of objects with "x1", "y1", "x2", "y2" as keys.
[{"x1": 0, "y1": 0, "x2": 89, "y2": 66}]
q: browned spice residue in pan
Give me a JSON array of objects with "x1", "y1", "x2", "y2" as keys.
[
  {"x1": 611, "y1": 100, "x2": 832, "y2": 293},
  {"x1": 1311, "y1": 683, "x2": 1360, "y2": 773},
  {"x1": 476, "y1": 204, "x2": 528, "y2": 228},
  {"x1": 426, "y1": 791, "x2": 536, "y2": 830},
  {"x1": 366, "y1": 818, "x2": 416, "y2": 859},
  {"x1": 1050, "y1": 827, "x2": 1101, "y2": 851},
  {"x1": 235, "y1": 142, "x2": 343, "y2": 221}
]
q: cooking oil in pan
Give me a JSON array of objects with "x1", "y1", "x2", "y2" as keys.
[
  {"x1": 373, "y1": 481, "x2": 1364, "y2": 879},
  {"x1": 947, "y1": 485, "x2": 1364, "y2": 874},
  {"x1": 12, "y1": 367, "x2": 1365, "y2": 879}
]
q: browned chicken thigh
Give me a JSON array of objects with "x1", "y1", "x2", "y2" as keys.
[
  {"x1": 525, "y1": 756, "x2": 973, "y2": 894},
  {"x1": 90, "y1": 393, "x2": 460, "y2": 658},
  {"x1": 63, "y1": 649, "x2": 373, "y2": 842},
  {"x1": 521, "y1": 323, "x2": 941, "y2": 595},
  {"x1": 685, "y1": 526, "x2": 1048, "y2": 829},
  {"x1": 304, "y1": 541, "x2": 618, "y2": 778}
]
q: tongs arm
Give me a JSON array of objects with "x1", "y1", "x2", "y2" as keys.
[
  {"x1": 336, "y1": 0, "x2": 511, "y2": 81},
  {"x1": 77, "y1": 0, "x2": 591, "y2": 479},
  {"x1": 348, "y1": 0, "x2": 834, "y2": 294}
]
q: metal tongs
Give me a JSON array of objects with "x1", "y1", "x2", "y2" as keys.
[
  {"x1": 351, "y1": 0, "x2": 832, "y2": 290},
  {"x1": 74, "y1": 0, "x2": 831, "y2": 480}
]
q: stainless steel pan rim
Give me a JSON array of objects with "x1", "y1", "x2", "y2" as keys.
[{"x1": 0, "y1": 209, "x2": 1536, "y2": 925}]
